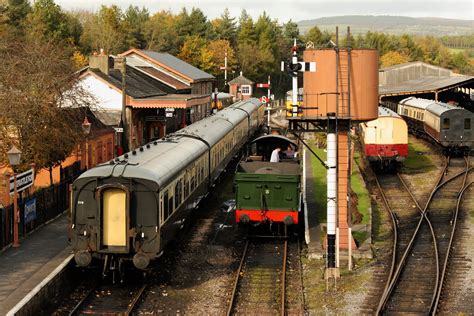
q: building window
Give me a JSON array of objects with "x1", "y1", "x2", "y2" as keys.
[
  {"x1": 241, "y1": 85, "x2": 251, "y2": 95},
  {"x1": 465, "y1": 118, "x2": 471, "y2": 130}
]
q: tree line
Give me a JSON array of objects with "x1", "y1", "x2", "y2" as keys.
[{"x1": 0, "y1": 0, "x2": 472, "y2": 175}]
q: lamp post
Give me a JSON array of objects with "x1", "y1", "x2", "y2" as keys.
[
  {"x1": 82, "y1": 116, "x2": 91, "y2": 170},
  {"x1": 7, "y1": 145, "x2": 22, "y2": 247}
]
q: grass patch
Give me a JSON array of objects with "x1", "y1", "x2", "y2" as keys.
[
  {"x1": 402, "y1": 139, "x2": 436, "y2": 172},
  {"x1": 352, "y1": 151, "x2": 370, "y2": 225},
  {"x1": 352, "y1": 230, "x2": 369, "y2": 246},
  {"x1": 309, "y1": 144, "x2": 371, "y2": 226},
  {"x1": 448, "y1": 48, "x2": 466, "y2": 54},
  {"x1": 309, "y1": 145, "x2": 327, "y2": 224}
]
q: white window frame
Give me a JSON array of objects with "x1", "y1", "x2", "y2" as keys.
[{"x1": 241, "y1": 85, "x2": 251, "y2": 95}]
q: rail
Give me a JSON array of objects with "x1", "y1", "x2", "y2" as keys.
[
  {"x1": 376, "y1": 157, "x2": 471, "y2": 314},
  {"x1": 227, "y1": 238, "x2": 288, "y2": 316},
  {"x1": 69, "y1": 283, "x2": 147, "y2": 315}
]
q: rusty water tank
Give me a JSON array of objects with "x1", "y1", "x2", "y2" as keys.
[{"x1": 302, "y1": 49, "x2": 379, "y2": 121}]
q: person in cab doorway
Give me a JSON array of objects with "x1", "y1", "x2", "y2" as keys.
[
  {"x1": 270, "y1": 147, "x2": 281, "y2": 162},
  {"x1": 285, "y1": 144, "x2": 295, "y2": 159}
]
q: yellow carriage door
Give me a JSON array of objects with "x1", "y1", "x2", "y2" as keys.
[{"x1": 103, "y1": 189, "x2": 127, "y2": 247}]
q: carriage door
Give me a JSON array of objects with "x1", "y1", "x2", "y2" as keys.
[{"x1": 102, "y1": 188, "x2": 127, "y2": 248}]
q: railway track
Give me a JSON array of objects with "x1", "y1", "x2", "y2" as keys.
[
  {"x1": 226, "y1": 237, "x2": 304, "y2": 315},
  {"x1": 376, "y1": 156, "x2": 471, "y2": 315},
  {"x1": 68, "y1": 283, "x2": 147, "y2": 315},
  {"x1": 435, "y1": 178, "x2": 474, "y2": 314}
]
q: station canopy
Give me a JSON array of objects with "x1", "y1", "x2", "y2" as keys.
[{"x1": 379, "y1": 62, "x2": 474, "y2": 99}]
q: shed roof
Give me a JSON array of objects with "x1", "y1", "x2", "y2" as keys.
[
  {"x1": 379, "y1": 75, "x2": 474, "y2": 97},
  {"x1": 379, "y1": 61, "x2": 474, "y2": 98}
]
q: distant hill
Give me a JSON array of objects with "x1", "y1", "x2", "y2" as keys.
[{"x1": 297, "y1": 16, "x2": 474, "y2": 37}]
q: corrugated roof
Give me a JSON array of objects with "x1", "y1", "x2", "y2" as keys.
[
  {"x1": 379, "y1": 75, "x2": 474, "y2": 96},
  {"x1": 91, "y1": 66, "x2": 167, "y2": 99},
  {"x1": 141, "y1": 50, "x2": 215, "y2": 81}
]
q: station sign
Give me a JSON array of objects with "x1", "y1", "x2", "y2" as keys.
[
  {"x1": 9, "y1": 168, "x2": 34, "y2": 194},
  {"x1": 145, "y1": 116, "x2": 166, "y2": 122},
  {"x1": 24, "y1": 198, "x2": 37, "y2": 224},
  {"x1": 114, "y1": 127, "x2": 123, "y2": 133}
]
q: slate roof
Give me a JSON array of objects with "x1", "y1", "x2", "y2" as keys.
[
  {"x1": 91, "y1": 65, "x2": 167, "y2": 99},
  {"x1": 93, "y1": 109, "x2": 122, "y2": 126},
  {"x1": 140, "y1": 50, "x2": 215, "y2": 81},
  {"x1": 228, "y1": 75, "x2": 254, "y2": 85},
  {"x1": 136, "y1": 66, "x2": 191, "y2": 92}
]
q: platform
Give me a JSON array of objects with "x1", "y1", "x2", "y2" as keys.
[{"x1": 0, "y1": 212, "x2": 71, "y2": 315}]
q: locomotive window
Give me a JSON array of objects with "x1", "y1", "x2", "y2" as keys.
[
  {"x1": 465, "y1": 118, "x2": 471, "y2": 130},
  {"x1": 442, "y1": 118, "x2": 450, "y2": 129}
]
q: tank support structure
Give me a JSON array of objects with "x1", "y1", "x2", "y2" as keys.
[{"x1": 284, "y1": 26, "x2": 378, "y2": 282}]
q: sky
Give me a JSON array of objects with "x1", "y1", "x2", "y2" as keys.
[{"x1": 54, "y1": 0, "x2": 474, "y2": 22}]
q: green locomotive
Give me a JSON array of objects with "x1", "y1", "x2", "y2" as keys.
[{"x1": 235, "y1": 135, "x2": 301, "y2": 226}]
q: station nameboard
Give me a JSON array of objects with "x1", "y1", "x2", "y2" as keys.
[{"x1": 9, "y1": 169, "x2": 34, "y2": 194}]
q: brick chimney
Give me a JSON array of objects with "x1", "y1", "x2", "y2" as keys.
[{"x1": 89, "y1": 49, "x2": 110, "y2": 75}]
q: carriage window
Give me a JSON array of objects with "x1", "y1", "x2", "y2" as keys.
[
  {"x1": 175, "y1": 181, "x2": 182, "y2": 207},
  {"x1": 191, "y1": 176, "x2": 196, "y2": 191},
  {"x1": 168, "y1": 195, "x2": 174, "y2": 216},
  {"x1": 184, "y1": 179, "x2": 189, "y2": 198},
  {"x1": 465, "y1": 118, "x2": 471, "y2": 130},
  {"x1": 442, "y1": 118, "x2": 450, "y2": 129},
  {"x1": 163, "y1": 191, "x2": 169, "y2": 219}
]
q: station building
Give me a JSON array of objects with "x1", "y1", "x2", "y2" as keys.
[{"x1": 78, "y1": 48, "x2": 215, "y2": 151}]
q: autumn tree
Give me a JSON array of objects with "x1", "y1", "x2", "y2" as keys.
[
  {"x1": 201, "y1": 39, "x2": 236, "y2": 76},
  {"x1": 26, "y1": 0, "x2": 81, "y2": 45},
  {"x1": 381, "y1": 51, "x2": 410, "y2": 67},
  {"x1": 80, "y1": 5, "x2": 126, "y2": 54},
  {"x1": 0, "y1": 34, "x2": 95, "y2": 179},
  {"x1": 178, "y1": 35, "x2": 206, "y2": 67},
  {"x1": 144, "y1": 10, "x2": 179, "y2": 54},
  {"x1": 3, "y1": 0, "x2": 30, "y2": 30}
]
